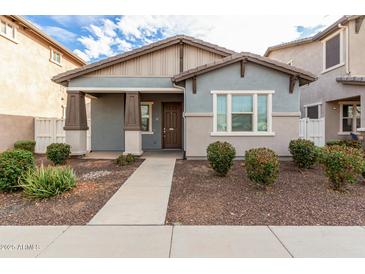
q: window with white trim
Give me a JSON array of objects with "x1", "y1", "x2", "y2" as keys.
[
  {"x1": 305, "y1": 104, "x2": 321, "y2": 119},
  {"x1": 50, "y1": 48, "x2": 62, "y2": 65},
  {"x1": 212, "y1": 90, "x2": 273, "y2": 135},
  {"x1": 0, "y1": 18, "x2": 16, "y2": 41},
  {"x1": 340, "y1": 102, "x2": 360, "y2": 133},
  {"x1": 141, "y1": 102, "x2": 153, "y2": 133},
  {"x1": 322, "y1": 30, "x2": 343, "y2": 72}
]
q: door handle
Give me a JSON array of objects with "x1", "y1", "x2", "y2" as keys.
[{"x1": 169, "y1": 128, "x2": 174, "y2": 131}]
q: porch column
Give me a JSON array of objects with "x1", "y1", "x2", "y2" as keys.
[
  {"x1": 64, "y1": 90, "x2": 88, "y2": 155},
  {"x1": 124, "y1": 92, "x2": 143, "y2": 155}
]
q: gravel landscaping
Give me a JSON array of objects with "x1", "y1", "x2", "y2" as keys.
[
  {"x1": 0, "y1": 156, "x2": 142, "y2": 225},
  {"x1": 166, "y1": 160, "x2": 365, "y2": 225}
]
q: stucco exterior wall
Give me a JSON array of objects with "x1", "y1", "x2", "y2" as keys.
[
  {"x1": 0, "y1": 16, "x2": 80, "y2": 118},
  {"x1": 91, "y1": 94, "x2": 125, "y2": 151},
  {"x1": 348, "y1": 19, "x2": 365, "y2": 76},
  {"x1": 185, "y1": 62, "x2": 300, "y2": 113},
  {"x1": 268, "y1": 41, "x2": 323, "y2": 75},
  {"x1": 183, "y1": 61, "x2": 300, "y2": 157},
  {"x1": 267, "y1": 23, "x2": 365, "y2": 141},
  {"x1": 185, "y1": 116, "x2": 299, "y2": 157},
  {"x1": 0, "y1": 114, "x2": 34, "y2": 151}
]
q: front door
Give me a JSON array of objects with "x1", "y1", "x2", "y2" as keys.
[{"x1": 162, "y1": 102, "x2": 182, "y2": 149}]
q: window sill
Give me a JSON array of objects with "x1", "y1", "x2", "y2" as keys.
[
  {"x1": 141, "y1": 131, "x2": 154, "y2": 135},
  {"x1": 210, "y1": 132, "x2": 275, "y2": 137},
  {"x1": 0, "y1": 32, "x2": 18, "y2": 44},
  {"x1": 321, "y1": 63, "x2": 344, "y2": 74},
  {"x1": 49, "y1": 58, "x2": 62, "y2": 67}
]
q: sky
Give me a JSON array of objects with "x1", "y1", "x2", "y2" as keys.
[{"x1": 25, "y1": 15, "x2": 341, "y2": 63}]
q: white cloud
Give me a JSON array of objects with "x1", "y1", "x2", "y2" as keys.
[
  {"x1": 42, "y1": 26, "x2": 77, "y2": 42},
  {"x1": 73, "y1": 49, "x2": 90, "y2": 62},
  {"x1": 75, "y1": 14, "x2": 342, "y2": 62}
]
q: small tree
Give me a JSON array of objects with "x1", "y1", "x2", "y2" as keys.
[
  {"x1": 289, "y1": 139, "x2": 318, "y2": 169},
  {"x1": 319, "y1": 145, "x2": 364, "y2": 191},
  {"x1": 207, "y1": 141, "x2": 236, "y2": 176},
  {"x1": 245, "y1": 148, "x2": 279, "y2": 189}
]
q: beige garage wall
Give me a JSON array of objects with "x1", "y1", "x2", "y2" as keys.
[
  {"x1": 0, "y1": 114, "x2": 34, "y2": 151},
  {"x1": 185, "y1": 115, "x2": 299, "y2": 158}
]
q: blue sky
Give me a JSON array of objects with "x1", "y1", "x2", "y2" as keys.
[{"x1": 25, "y1": 15, "x2": 340, "y2": 63}]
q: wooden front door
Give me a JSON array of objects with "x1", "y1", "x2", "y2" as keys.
[{"x1": 162, "y1": 102, "x2": 182, "y2": 149}]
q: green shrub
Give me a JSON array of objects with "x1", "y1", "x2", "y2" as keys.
[
  {"x1": 0, "y1": 150, "x2": 35, "y2": 191},
  {"x1": 207, "y1": 141, "x2": 236, "y2": 176},
  {"x1": 46, "y1": 143, "x2": 71, "y2": 165},
  {"x1": 22, "y1": 165, "x2": 76, "y2": 199},
  {"x1": 326, "y1": 139, "x2": 362, "y2": 150},
  {"x1": 245, "y1": 148, "x2": 279, "y2": 188},
  {"x1": 14, "y1": 140, "x2": 36, "y2": 153},
  {"x1": 116, "y1": 153, "x2": 136, "y2": 166},
  {"x1": 289, "y1": 139, "x2": 318, "y2": 168},
  {"x1": 319, "y1": 145, "x2": 364, "y2": 191}
]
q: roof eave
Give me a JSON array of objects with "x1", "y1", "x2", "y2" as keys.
[{"x1": 9, "y1": 16, "x2": 86, "y2": 66}]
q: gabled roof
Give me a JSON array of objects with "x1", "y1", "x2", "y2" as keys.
[
  {"x1": 172, "y1": 52, "x2": 317, "y2": 85},
  {"x1": 52, "y1": 35, "x2": 237, "y2": 84},
  {"x1": 264, "y1": 15, "x2": 362, "y2": 57},
  {"x1": 7, "y1": 16, "x2": 86, "y2": 66}
]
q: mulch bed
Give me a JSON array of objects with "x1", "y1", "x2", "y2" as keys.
[
  {"x1": 0, "y1": 156, "x2": 143, "y2": 225},
  {"x1": 166, "y1": 160, "x2": 365, "y2": 225}
]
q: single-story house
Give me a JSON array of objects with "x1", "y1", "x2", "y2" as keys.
[{"x1": 52, "y1": 35, "x2": 316, "y2": 158}]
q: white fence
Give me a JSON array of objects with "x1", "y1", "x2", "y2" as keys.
[
  {"x1": 34, "y1": 118, "x2": 91, "y2": 153},
  {"x1": 299, "y1": 118, "x2": 325, "y2": 147}
]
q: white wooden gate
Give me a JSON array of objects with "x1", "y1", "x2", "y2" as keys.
[
  {"x1": 299, "y1": 118, "x2": 325, "y2": 147},
  {"x1": 35, "y1": 118, "x2": 91, "y2": 153}
]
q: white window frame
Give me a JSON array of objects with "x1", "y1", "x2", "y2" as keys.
[
  {"x1": 321, "y1": 29, "x2": 345, "y2": 74},
  {"x1": 304, "y1": 102, "x2": 322, "y2": 119},
  {"x1": 50, "y1": 47, "x2": 63, "y2": 66},
  {"x1": 338, "y1": 101, "x2": 360, "y2": 135},
  {"x1": 211, "y1": 90, "x2": 274, "y2": 136},
  {"x1": 141, "y1": 102, "x2": 153, "y2": 135},
  {"x1": 0, "y1": 16, "x2": 17, "y2": 43}
]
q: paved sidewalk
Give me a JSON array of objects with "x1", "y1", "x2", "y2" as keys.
[
  {"x1": 1, "y1": 226, "x2": 365, "y2": 258},
  {"x1": 89, "y1": 157, "x2": 176, "y2": 225}
]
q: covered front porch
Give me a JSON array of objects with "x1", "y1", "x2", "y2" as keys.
[
  {"x1": 324, "y1": 95, "x2": 362, "y2": 141},
  {"x1": 63, "y1": 77, "x2": 184, "y2": 156}
]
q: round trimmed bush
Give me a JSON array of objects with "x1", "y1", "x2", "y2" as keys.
[
  {"x1": 22, "y1": 165, "x2": 76, "y2": 199},
  {"x1": 289, "y1": 139, "x2": 318, "y2": 169},
  {"x1": 207, "y1": 141, "x2": 236, "y2": 176},
  {"x1": 116, "y1": 153, "x2": 136, "y2": 166},
  {"x1": 14, "y1": 140, "x2": 36, "y2": 153},
  {"x1": 0, "y1": 150, "x2": 35, "y2": 191},
  {"x1": 46, "y1": 143, "x2": 71, "y2": 165},
  {"x1": 319, "y1": 145, "x2": 364, "y2": 191},
  {"x1": 245, "y1": 148, "x2": 279, "y2": 188}
]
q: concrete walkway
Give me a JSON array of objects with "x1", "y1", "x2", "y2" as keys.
[
  {"x1": 2, "y1": 225, "x2": 365, "y2": 258},
  {"x1": 89, "y1": 157, "x2": 176, "y2": 225}
]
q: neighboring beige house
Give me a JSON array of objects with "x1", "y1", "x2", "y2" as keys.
[
  {"x1": 0, "y1": 15, "x2": 86, "y2": 151},
  {"x1": 265, "y1": 15, "x2": 365, "y2": 142}
]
